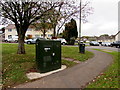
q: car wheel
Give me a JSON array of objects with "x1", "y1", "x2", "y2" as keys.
[
  {"x1": 62, "y1": 42, "x2": 65, "y2": 45},
  {"x1": 15, "y1": 40, "x2": 18, "y2": 43},
  {"x1": 27, "y1": 41, "x2": 31, "y2": 44}
]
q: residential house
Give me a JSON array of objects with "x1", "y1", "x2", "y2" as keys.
[
  {"x1": 97, "y1": 35, "x2": 115, "y2": 43},
  {"x1": 80, "y1": 36, "x2": 98, "y2": 42},
  {"x1": 115, "y1": 31, "x2": 120, "y2": 41},
  {"x1": 5, "y1": 24, "x2": 53, "y2": 40}
]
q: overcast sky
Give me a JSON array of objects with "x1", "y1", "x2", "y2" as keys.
[
  {"x1": 0, "y1": 0, "x2": 119, "y2": 37},
  {"x1": 77, "y1": 0, "x2": 119, "y2": 36}
]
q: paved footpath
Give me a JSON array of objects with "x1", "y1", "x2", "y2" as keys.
[{"x1": 15, "y1": 49, "x2": 113, "y2": 88}]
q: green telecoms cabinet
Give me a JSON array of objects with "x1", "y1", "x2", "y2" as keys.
[{"x1": 36, "y1": 39, "x2": 61, "y2": 73}]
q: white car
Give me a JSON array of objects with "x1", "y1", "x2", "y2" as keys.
[
  {"x1": 5, "y1": 38, "x2": 18, "y2": 43},
  {"x1": 56, "y1": 38, "x2": 67, "y2": 45},
  {"x1": 5, "y1": 36, "x2": 18, "y2": 43},
  {"x1": 102, "y1": 42, "x2": 111, "y2": 46}
]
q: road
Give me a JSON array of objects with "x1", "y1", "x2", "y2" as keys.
[
  {"x1": 86, "y1": 46, "x2": 120, "y2": 52},
  {"x1": 74, "y1": 44, "x2": 119, "y2": 52}
]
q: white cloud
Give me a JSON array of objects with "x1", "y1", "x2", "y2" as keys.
[
  {"x1": 78, "y1": 0, "x2": 119, "y2": 36},
  {"x1": 99, "y1": 22, "x2": 117, "y2": 30}
]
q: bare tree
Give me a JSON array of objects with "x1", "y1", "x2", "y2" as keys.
[
  {"x1": 46, "y1": 0, "x2": 93, "y2": 36},
  {"x1": 34, "y1": 22, "x2": 53, "y2": 38},
  {"x1": 48, "y1": 7, "x2": 62, "y2": 37},
  {"x1": 0, "y1": 0, "x2": 63, "y2": 54}
]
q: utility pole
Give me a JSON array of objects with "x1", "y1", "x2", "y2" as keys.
[
  {"x1": 79, "y1": 0, "x2": 81, "y2": 43},
  {"x1": 78, "y1": 0, "x2": 85, "y2": 54}
]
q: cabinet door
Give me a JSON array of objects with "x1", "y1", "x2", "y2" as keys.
[
  {"x1": 36, "y1": 40, "x2": 61, "y2": 73},
  {"x1": 36, "y1": 40, "x2": 53, "y2": 73},
  {"x1": 52, "y1": 41, "x2": 61, "y2": 69}
]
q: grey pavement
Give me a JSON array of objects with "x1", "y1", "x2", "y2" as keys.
[
  {"x1": 15, "y1": 49, "x2": 113, "y2": 88},
  {"x1": 74, "y1": 44, "x2": 120, "y2": 52},
  {"x1": 86, "y1": 46, "x2": 120, "y2": 52}
]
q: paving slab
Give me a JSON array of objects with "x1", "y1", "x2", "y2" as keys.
[
  {"x1": 26, "y1": 65, "x2": 67, "y2": 80},
  {"x1": 14, "y1": 49, "x2": 113, "y2": 88}
]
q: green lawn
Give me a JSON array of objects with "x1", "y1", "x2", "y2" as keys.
[
  {"x1": 2, "y1": 43, "x2": 93, "y2": 88},
  {"x1": 86, "y1": 49, "x2": 119, "y2": 88},
  {"x1": 62, "y1": 46, "x2": 93, "y2": 61}
]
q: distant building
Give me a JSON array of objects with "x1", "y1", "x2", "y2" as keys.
[
  {"x1": 81, "y1": 35, "x2": 115, "y2": 43},
  {"x1": 5, "y1": 24, "x2": 53, "y2": 40},
  {"x1": 97, "y1": 35, "x2": 115, "y2": 42},
  {"x1": 80, "y1": 36, "x2": 98, "y2": 42},
  {"x1": 115, "y1": 31, "x2": 120, "y2": 41}
]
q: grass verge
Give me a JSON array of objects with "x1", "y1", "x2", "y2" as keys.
[
  {"x1": 2, "y1": 44, "x2": 93, "y2": 88},
  {"x1": 62, "y1": 46, "x2": 93, "y2": 61},
  {"x1": 62, "y1": 59, "x2": 77, "y2": 67},
  {"x1": 86, "y1": 49, "x2": 119, "y2": 88}
]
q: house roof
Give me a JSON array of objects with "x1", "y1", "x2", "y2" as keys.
[
  {"x1": 115, "y1": 31, "x2": 120, "y2": 36},
  {"x1": 5, "y1": 24, "x2": 16, "y2": 29},
  {"x1": 5, "y1": 24, "x2": 36, "y2": 29}
]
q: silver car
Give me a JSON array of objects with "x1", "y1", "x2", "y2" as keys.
[
  {"x1": 25, "y1": 38, "x2": 44, "y2": 44},
  {"x1": 89, "y1": 41, "x2": 99, "y2": 46}
]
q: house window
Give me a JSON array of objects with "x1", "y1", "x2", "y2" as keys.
[
  {"x1": 48, "y1": 34, "x2": 52, "y2": 37},
  {"x1": 8, "y1": 35, "x2": 12, "y2": 39},
  {"x1": 8, "y1": 29, "x2": 12, "y2": 32}
]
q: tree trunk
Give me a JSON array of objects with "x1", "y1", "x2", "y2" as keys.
[
  {"x1": 53, "y1": 26, "x2": 56, "y2": 37},
  {"x1": 43, "y1": 29, "x2": 46, "y2": 38},
  {"x1": 17, "y1": 34, "x2": 25, "y2": 54}
]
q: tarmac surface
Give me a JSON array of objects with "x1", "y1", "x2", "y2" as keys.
[
  {"x1": 15, "y1": 48, "x2": 113, "y2": 88},
  {"x1": 86, "y1": 46, "x2": 120, "y2": 52}
]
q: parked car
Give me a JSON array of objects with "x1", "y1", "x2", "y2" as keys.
[
  {"x1": 25, "y1": 37, "x2": 44, "y2": 44},
  {"x1": 5, "y1": 38, "x2": 13, "y2": 42},
  {"x1": 101, "y1": 42, "x2": 111, "y2": 46},
  {"x1": 5, "y1": 36, "x2": 18, "y2": 43},
  {"x1": 5, "y1": 38, "x2": 18, "y2": 43},
  {"x1": 56, "y1": 38, "x2": 67, "y2": 45},
  {"x1": 89, "y1": 41, "x2": 99, "y2": 46},
  {"x1": 75, "y1": 40, "x2": 78, "y2": 43},
  {"x1": 98, "y1": 42, "x2": 102, "y2": 44},
  {"x1": 111, "y1": 41, "x2": 120, "y2": 48}
]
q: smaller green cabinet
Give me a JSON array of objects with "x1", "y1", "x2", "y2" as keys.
[{"x1": 36, "y1": 39, "x2": 61, "y2": 73}]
